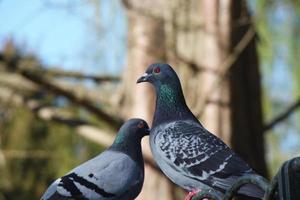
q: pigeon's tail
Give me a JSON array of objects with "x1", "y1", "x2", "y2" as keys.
[{"x1": 237, "y1": 183, "x2": 265, "y2": 199}]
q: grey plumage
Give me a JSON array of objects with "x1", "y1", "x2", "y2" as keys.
[
  {"x1": 41, "y1": 119, "x2": 149, "y2": 200},
  {"x1": 137, "y1": 63, "x2": 265, "y2": 199}
]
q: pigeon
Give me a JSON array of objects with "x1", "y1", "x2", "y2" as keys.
[
  {"x1": 137, "y1": 63, "x2": 265, "y2": 199},
  {"x1": 41, "y1": 118, "x2": 149, "y2": 200}
]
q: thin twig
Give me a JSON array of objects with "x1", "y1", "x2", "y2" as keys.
[
  {"x1": 195, "y1": 27, "x2": 256, "y2": 118},
  {"x1": 27, "y1": 68, "x2": 120, "y2": 82},
  {"x1": 263, "y1": 98, "x2": 300, "y2": 132}
]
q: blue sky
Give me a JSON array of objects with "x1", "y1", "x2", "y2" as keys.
[{"x1": 0, "y1": 0, "x2": 127, "y2": 74}]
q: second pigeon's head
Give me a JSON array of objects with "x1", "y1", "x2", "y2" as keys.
[
  {"x1": 136, "y1": 63, "x2": 181, "y2": 89},
  {"x1": 114, "y1": 118, "x2": 150, "y2": 145}
]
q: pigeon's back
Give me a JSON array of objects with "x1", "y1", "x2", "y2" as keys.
[{"x1": 41, "y1": 150, "x2": 144, "y2": 200}]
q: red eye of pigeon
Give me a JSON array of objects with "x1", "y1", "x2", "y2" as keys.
[
  {"x1": 137, "y1": 122, "x2": 144, "y2": 128},
  {"x1": 154, "y1": 67, "x2": 160, "y2": 73}
]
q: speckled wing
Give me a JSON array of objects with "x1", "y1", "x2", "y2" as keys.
[
  {"x1": 154, "y1": 120, "x2": 253, "y2": 191},
  {"x1": 41, "y1": 151, "x2": 143, "y2": 200}
]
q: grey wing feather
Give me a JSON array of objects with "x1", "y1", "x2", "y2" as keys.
[
  {"x1": 41, "y1": 179, "x2": 63, "y2": 200},
  {"x1": 154, "y1": 120, "x2": 254, "y2": 191}
]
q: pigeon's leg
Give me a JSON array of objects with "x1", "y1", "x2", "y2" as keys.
[{"x1": 184, "y1": 189, "x2": 201, "y2": 200}]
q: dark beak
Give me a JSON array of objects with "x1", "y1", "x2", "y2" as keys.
[
  {"x1": 144, "y1": 128, "x2": 150, "y2": 135},
  {"x1": 137, "y1": 73, "x2": 150, "y2": 83}
]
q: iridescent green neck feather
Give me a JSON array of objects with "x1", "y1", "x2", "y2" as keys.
[
  {"x1": 114, "y1": 132, "x2": 125, "y2": 145},
  {"x1": 157, "y1": 84, "x2": 178, "y2": 106},
  {"x1": 111, "y1": 132, "x2": 143, "y2": 168},
  {"x1": 153, "y1": 82, "x2": 192, "y2": 126}
]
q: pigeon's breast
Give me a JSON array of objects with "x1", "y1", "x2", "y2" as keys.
[{"x1": 149, "y1": 122, "x2": 209, "y2": 191}]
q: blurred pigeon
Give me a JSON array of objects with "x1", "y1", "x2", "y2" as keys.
[
  {"x1": 137, "y1": 63, "x2": 265, "y2": 199},
  {"x1": 41, "y1": 118, "x2": 149, "y2": 200}
]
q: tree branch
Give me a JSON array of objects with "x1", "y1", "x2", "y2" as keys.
[
  {"x1": 28, "y1": 68, "x2": 120, "y2": 83},
  {"x1": 0, "y1": 51, "x2": 123, "y2": 130},
  {"x1": 20, "y1": 69, "x2": 123, "y2": 130},
  {"x1": 0, "y1": 72, "x2": 37, "y2": 93},
  {"x1": 263, "y1": 98, "x2": 300, "y2": 132}
]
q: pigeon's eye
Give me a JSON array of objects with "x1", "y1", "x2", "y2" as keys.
[
  {"x1": 137, "y1": 122, "x2": 144, "y2": 128},
  {"x1": 153, "y1": 67, "x2": 161, "y2": 74}
]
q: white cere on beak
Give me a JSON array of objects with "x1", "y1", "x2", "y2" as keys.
[{"x1": 142, "y1": 73, "x2": 148, "y2": 77}]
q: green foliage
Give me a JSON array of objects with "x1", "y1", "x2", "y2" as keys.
[{"x1": 0, "y1": 105, "x2": 103, "y2": 199}]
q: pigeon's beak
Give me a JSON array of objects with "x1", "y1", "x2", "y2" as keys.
[
  {"x1": 143, "y1": 128, "x2": 150, "y2": 136},
  {"x1": 146, "y1": 128, "x2": 150, "y2": 134},
  {"x1": 137, "y1": 73, "x2": 151, "y2": 83}
]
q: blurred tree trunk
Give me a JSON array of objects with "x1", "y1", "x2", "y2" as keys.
[
  {"x1": 120, "y1": 1, "x2": 175, "y2": 200},
  {"x1": 229, "y1": 2, "x2": 267, "y2": 177},
  {"x1": 120, "y1": 0, "x2": 267, "y2": 199}
]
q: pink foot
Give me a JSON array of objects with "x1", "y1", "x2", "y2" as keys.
[{"x1": 185, "y1": 189, "x2": 201, "y2": 200}]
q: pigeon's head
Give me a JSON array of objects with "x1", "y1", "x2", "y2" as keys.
[
  {"x1": 136, "y1": 63, "x2": 180, "y2": 88},
  {"x1": 136, "y1": 64, "x2": 189, "y2": 126},
  {"x1": 114, "y1": 118, "x2": 150, "y2": 145}
]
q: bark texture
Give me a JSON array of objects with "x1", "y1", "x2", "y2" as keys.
[{"x1": 120, "y1": 3, "x2": 175, "y2": 200}]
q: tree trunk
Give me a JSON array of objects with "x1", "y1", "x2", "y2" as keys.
[
  {"x1": 120, "y1": 2, "x2": 176, "y2": 200},
  {"x1": 229, "y1": 1, "x2": 268, "y2": 176}
]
